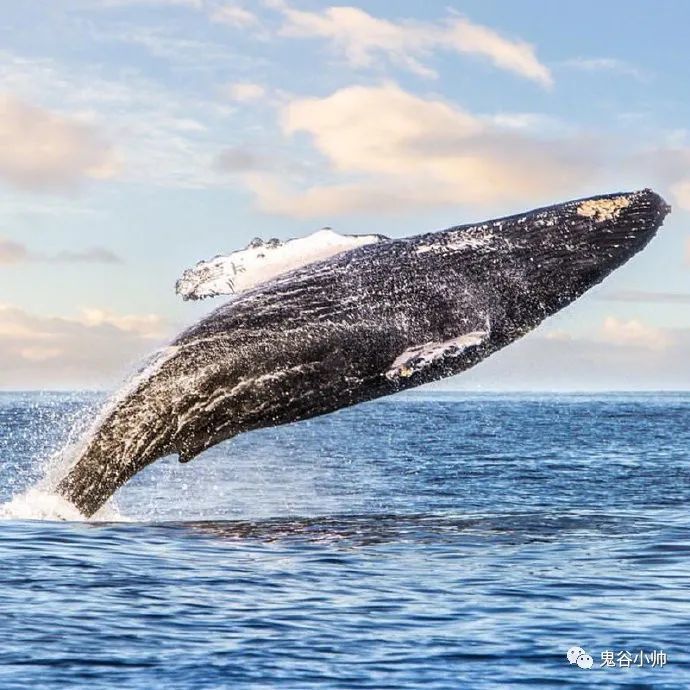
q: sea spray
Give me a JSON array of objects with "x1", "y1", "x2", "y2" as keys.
[{"x1": 0, "y1": 392, "x2": 129, "y2": 522}]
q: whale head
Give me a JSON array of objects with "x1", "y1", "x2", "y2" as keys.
[
  {"x1": 522, "y1": 188, "x2": 669, "y2": 295},
  {"x1": 441, "y1": 189, "x2": 671, "y2": 345}
]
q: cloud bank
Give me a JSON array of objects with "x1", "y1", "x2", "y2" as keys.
[
  {"x1": 0, "y1": 304, "x2": 168, "y2": 389},
  {"x1": 246, "y1": 83, "x2": 596, "y2": 217},
  {"x1": 446, "y1": 318, "x2": 690, "y2": 391},
  {"x1": 0, "y1": 94, "x2": 119, "y2": 192},
  {"x1": 0, "y1": 238, "x2": 122, "y2": 265},
  {"x1": 276, "y1": 4, "x2": 552, "y2": 86}
]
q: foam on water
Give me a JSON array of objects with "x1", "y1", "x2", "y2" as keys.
[
  {"x1": 0, "y1": 382, "x2": 148, "y2": 522},
  {"x1": 0, "y1": 486, "x2": 128, "y2": 522},
  {"x1": 1, "y1": 437, "x2": 129, "y2": 523},
  {"x1": 0, "y1": 487, "x2": 89, "y2": 521}
]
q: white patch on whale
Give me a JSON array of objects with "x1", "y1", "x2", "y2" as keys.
[
  {"x1": 415, "y1": 233, "x2": 494, "y2": 254},
  {"x1": 176, "y1": 229, "x2": 385, "y2": 300},
  {"x1": 386, "y1": 328, "x2": 490, "y2": 380},
  {"x1": 577, "y1": 195, "x2": 631, "y2": 222}
]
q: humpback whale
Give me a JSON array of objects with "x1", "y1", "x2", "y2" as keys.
[{"x1": 57, "y1": 189, "x2": 670, "y2": 516}]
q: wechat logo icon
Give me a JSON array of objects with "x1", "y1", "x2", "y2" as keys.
[{"x1": 567, "y1": 646, "x2": 594, "y2": 670}]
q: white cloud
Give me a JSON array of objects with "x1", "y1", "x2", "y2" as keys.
[
  {"x1": 543, "y1": 330, "x2": 574, "y2": 342},
  {"x1": 628, "y1": 147, "x2": 690, "y2": 217},
  {"x1": 19, "y1": 346, "x2": 63, "y2": 362},
  {"x1": 86, "y1": 0, "x2": 256, "y2": 19},
  {"x1": 90, "y1": 1, "x2": 551, "y2": 85},
  {"x1": 0, "y1": 238, "x2": 29, "y2": 264},
  {"x1": 600, "y1": 316, "x2": 672, "y2": 351},
  {"x1": 222, "y1": 82, "x2": 266, "y2": 102},
  {"x1": 211, "y1": 4, "x2": 258, "y2": 27},
  {"x1": 85, "y1": 0, "x2": 203, "y2": 8},
  {"x1": 0, "y1": 304, "x2": 170, "y2": 389},
  {"x1": 0, "y1": 50, "x2": 236, "y2": 190},
  {"x1": 50, "y1": 248, "x2": 123, "y2": 264},
  {"x1": 447, "y1": 16, "x2": 552, "y2": 87},
  {"x1": 78, "y1": 308, "x2": 166, "y2": 337},
  {"x1": 686, "y1": 237, "x2": 690, "y2": 266},
  {"x1": 96, "y1": 23, "x2": 251, "y2": 71},
  {"x1": 82, "y1": 0, "x2": 258, "y2": 31},
  {"x1": 671, "y1": 179, "x2": 690, "y2": 212},
  {"x1": 215, "y1": 147, "x2": 270, "y2": 172},
  {"x1": 0, "y1": 94, "x2": 119, "y2": 192},
  {"x1": 278, "y1": 5, "x2": 439, "y2": 78},
  {"x1": 487, "y1": 112, "x2": 566, "y2": 134},
  {"x1": 248, "y1": 83, "x2": 595, "y2": 217},
  {"x1": 282, "y1": 84, "x2": 482, "y2": 173},
  {"x1": 598, "y1": 290, "x2": 690, "y2": 305},
  {"x1": 562, "y1": 57, "x2": 649, "y2": 81},
  {"x1": 0, "y1": 237, "x2": 122, "y2": 265},
  {"x1": 245, "y1": 173, "x2": 407, "y2": 217},
  {"x1": 444, "y1": 327, "x2": 690, "y2": 391},
  {"x1": 275, "y1": 5, "x2": 552, "y2": 86}
]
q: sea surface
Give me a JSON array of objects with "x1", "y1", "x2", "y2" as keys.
[{"x1": 0, "y1": 391, "x2": 688, "y2": 689}]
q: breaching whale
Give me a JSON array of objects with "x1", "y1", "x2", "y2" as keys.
[{"x1": 56, "y1": 189, "x2": 670, "y2": 516}]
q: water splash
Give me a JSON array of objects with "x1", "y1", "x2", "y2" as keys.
[
  {"x1": 0, "y1": 392, "x2": 130, "y2": 522},
  {"x1": 0, "y1": 485, "x2": 128, "y2": 521}
]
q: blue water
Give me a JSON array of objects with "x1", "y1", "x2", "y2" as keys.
[{"x1": 0, "y1": 391, "x2": 689, "y2": 689}]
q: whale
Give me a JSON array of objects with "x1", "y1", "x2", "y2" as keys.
[{"x1": 56, "y1": 189, "x2": 670, "y2": 516}]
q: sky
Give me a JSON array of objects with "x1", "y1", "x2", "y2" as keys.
[{"x1": 0, "y1": 0, "x2": 688, "y2": 390}]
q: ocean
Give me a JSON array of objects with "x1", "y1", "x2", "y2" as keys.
[{"x1": 0, "y1": 391, "x2": 688, "y2": 689}]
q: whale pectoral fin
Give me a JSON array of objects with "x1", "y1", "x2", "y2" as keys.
[
  {"x1": 385, "y1": 329, "x2": 490, "y2": 381},
  {"x1": 175, "y1": 229, "x2": 388, "y2": 301}
]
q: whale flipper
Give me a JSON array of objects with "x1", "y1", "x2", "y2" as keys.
[
  {"x1": 385, "y1": 328, "x2": 491, "y2": 381},
  {"x1": 175, "y1": 228, "x2": 387, "y2": 300}
]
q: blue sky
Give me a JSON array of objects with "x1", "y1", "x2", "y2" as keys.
[{"x1": 0, "y1": 0, "x2": 688, "y2": 389}]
